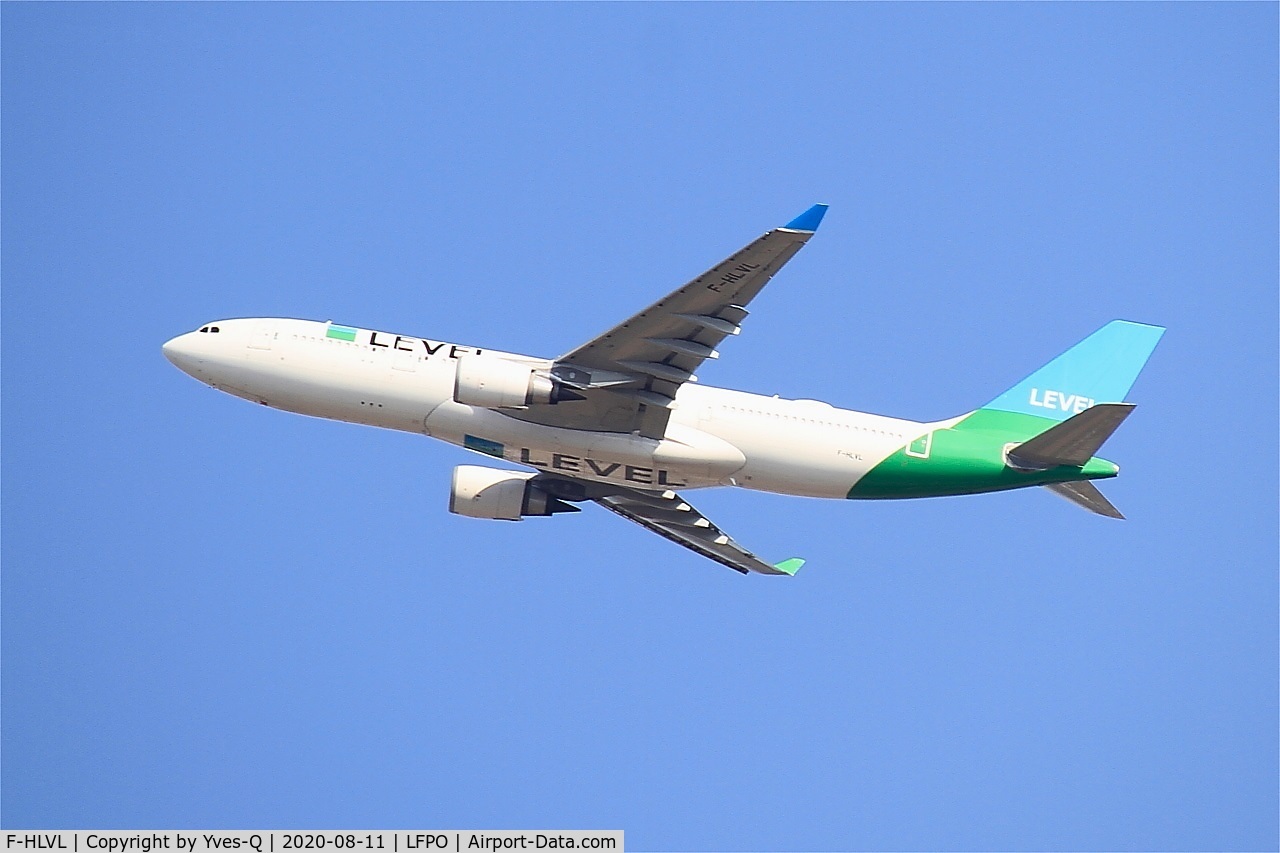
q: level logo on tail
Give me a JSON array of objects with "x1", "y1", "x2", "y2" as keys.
[
  {"x1": 848, "y1": 319, "x2": 1164, "y2": 513},
  {"x1": 984, "y1": 320, "x2": 1166, "y2": 422},
  {"x1": 987, "y1": 319, "x2": 1164, "y2": 517}
]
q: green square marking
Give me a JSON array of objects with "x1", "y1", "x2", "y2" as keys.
[
  {"x1": 464, "y1": 435, "x2": 505, "y2": 459},
  {"x1": 326, "y1": 324, "x2": 358, "y2": 342}
]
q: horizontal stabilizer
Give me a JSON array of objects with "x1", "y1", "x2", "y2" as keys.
[
  {"x1": 1007, "y1": 403, "x2": 1135, "y2": 469},
  {"x1": 1045, "y1": 480, "x2": 1125, "y2": 519}
]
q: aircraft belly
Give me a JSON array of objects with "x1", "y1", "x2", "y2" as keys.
[
  {"x1": 701, "y1": 414, "x2": 906, "y2": 499},
  {"x1": 735, "y1": 440, "x2": 878, "y2": 498},
  {"x1": 425, "y1": 403, "x2": 734, "y2": 490}
]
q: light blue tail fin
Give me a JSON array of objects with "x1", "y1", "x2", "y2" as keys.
[{"x1": 985, "y1": 320, "x2": 1165, "y2": 422}]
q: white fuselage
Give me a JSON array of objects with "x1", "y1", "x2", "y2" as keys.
[{"x1": 163, "y1": 318, "x2": 938, "y2": 499}]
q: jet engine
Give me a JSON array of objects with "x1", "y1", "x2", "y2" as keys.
[
  {"x1": 448, "y1": 465, "x2": 581, "y2": 521},
  {"x1": 452, "y1": 356, "x2": 584, "y2": 409}
]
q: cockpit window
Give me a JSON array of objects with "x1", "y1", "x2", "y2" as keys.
[
  {"x1": 210, "y1": 326, "x2": 220, "y2": 333},
  {"x1": 199, "y1": 326, "x2": 208, "y2": 332}
]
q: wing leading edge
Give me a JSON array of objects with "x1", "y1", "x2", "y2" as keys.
[{"x1": 509, "y1": 204, "x2": 828, "y2": 439}]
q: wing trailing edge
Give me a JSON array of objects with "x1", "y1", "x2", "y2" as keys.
[{"x1": 594, "y1": 487, "x2": 802, "y2": 576}]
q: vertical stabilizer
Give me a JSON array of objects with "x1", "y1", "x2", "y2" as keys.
[{"x1": 984, "y1": 320, "x2": 1164, "y2": 422}]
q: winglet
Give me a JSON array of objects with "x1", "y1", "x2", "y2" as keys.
[
  {"x1": 783, "y1": 204, "x2": 828, "y2": 232},
  {"x1": 772, "y1": 557, "x2": 805, "y2": 576}
]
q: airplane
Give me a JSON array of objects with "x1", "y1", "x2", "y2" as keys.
[{"x1": 162, "y1": 204, "x2": 1164, "y2": 576}]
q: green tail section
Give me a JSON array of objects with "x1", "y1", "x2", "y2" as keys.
[
  {"x1": 848, "y1": 409, "x2": 1118, "y2": 500},
  {"x1": 847, "y1": 321, "x2": 1162, "y2": 503}
]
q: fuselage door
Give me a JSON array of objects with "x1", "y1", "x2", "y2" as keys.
[
  {"x1": 905, "y1": 431, "x2": 933, "y2": 459},
  {"x1": 248, "y1": 321, "x2": 275, "y2": 351}
]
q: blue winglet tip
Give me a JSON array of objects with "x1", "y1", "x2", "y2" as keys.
[{"x1": 784, "y1": 204, "x2": 828, "y2": 232}]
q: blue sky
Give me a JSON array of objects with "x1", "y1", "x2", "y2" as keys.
[{"x1": 3, "y1": 4, "x2": 1276, "y2": 850}]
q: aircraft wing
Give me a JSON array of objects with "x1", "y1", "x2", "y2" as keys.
[
  {"x1": 509, "y1": 204, "x2": 828, "y2": 439},
  {"x1": 594, "y1": 487, "x2": 804, "y2": 576}
]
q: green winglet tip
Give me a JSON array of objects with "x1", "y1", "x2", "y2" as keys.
[{"x1": 773, "y1": 558, "x2": 805, "y2": 576}]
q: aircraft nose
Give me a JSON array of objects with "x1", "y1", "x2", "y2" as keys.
[{"x1": 162, "y1": 333, "x2": 201, "y2": 374}]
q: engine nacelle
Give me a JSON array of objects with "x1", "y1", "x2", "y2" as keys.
[
  {"x1": 448, "y1": 465, "x2": 580, "y2": 521},
  {"x1": 453, "y1": 356, "x2": 582, "y2": 409}
]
